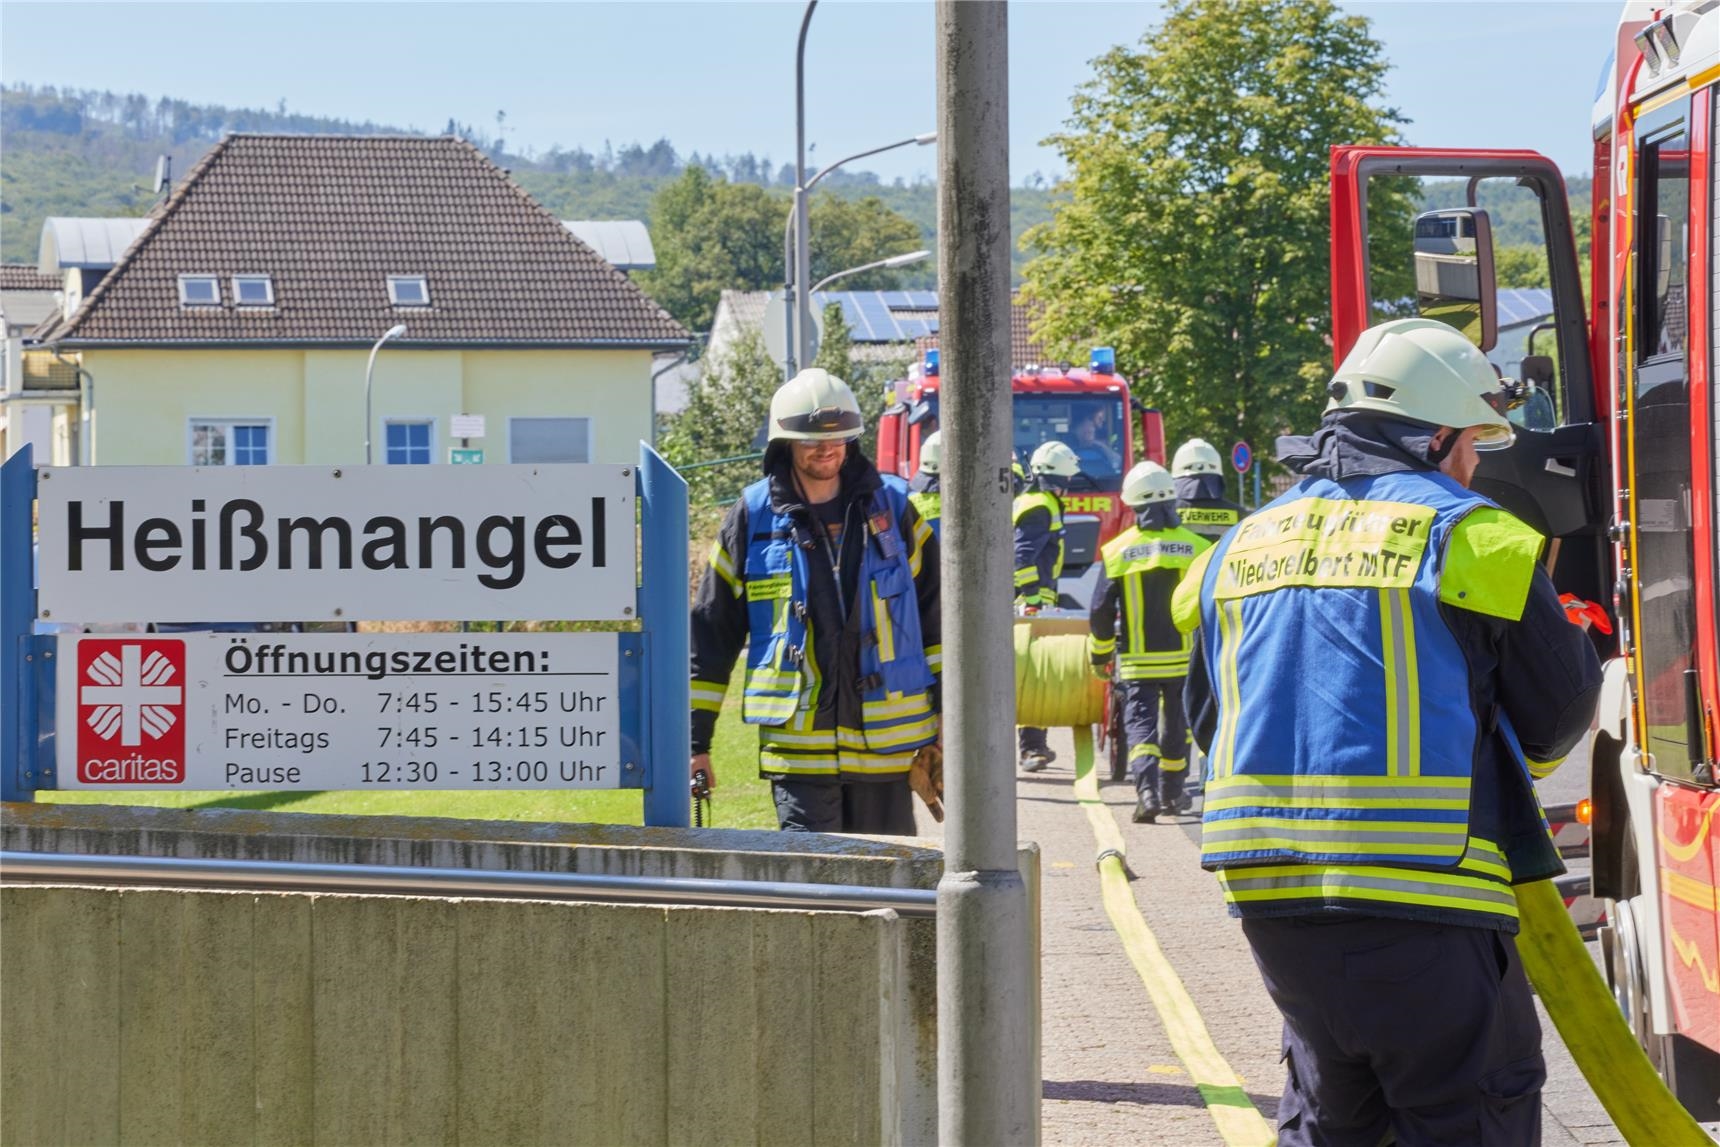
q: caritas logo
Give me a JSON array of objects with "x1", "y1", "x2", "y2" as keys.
[{"x1": 76, "y1": 639, "x2": 186, "y2": 784}]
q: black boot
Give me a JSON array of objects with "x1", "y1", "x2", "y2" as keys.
[
  {"x1": 1160, "y1": 768, "x2": 1190, "y2": 815},
  {"x1": 1132, "y1": 786, "x2": 1161, "y2": 824}
]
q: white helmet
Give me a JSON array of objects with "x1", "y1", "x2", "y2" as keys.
[
  {"x1": 1030, "y1": 440, "x2": 1082, "y2": 479},
  {"x1": 1327, "y1": 319, "x2": 1514, "y2": 450},
  {"x1": 768, "y1": 367, "x2": 863, "y2": 443},
  {"x1": 1171, "y1": 438, "x2": 1223, "y2": 477},
  {"x1": 918, "y1": 430, "x2": 942, "y2": 475},
  {"x1": 1121, "y1": 460, "x2": 1176, "y2": 507}
]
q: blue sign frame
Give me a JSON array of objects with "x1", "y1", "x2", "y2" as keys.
[{"x1": 0, "y1": 442, "x2": 692, "y2": 827}]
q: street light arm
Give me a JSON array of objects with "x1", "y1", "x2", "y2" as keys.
[
  {"x1": 363, "y1": 324, "x2": 408, "y2": 465},
  {"x1": 806, "y1": 133, "x2": 937, "y2": 192},
  {"x1": 810, "y1": 249, "x2": 931, "y2": 294}
]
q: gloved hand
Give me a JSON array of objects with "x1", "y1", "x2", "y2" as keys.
[
  {"x1": 1091, "y1": 658, "x2": 1114, "y2": 680},
  {"x1": 1559, "y1": 594, "x2": 1613, "y2": 635},
  {"x1": 908, "y1": 744, "x2": 944, "y2": 823}
]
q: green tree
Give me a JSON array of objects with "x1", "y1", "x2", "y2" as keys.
[
  {"x1": 1494, "y1": 244, "x2": 1550, "y2": 289},
  {"x1": 811, "y1": 301, "x2": 853, "y2": 379},
  {"x1": 659, "y1": 325, "x2": 780, "y2": 504},
  {"x1": 635, "y1": 166, "x2": 928, "y2": 333},
  {"x1": 1021, "y1": 0, "x2": 1413, "y2": 457}
]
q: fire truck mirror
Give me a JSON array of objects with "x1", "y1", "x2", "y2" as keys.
[{"x1": 1411, "y1": 208, "x2": 1499, "y2": 353}]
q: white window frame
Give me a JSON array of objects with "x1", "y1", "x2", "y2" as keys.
[
  {"x1": 387, "y1": 275, "x2": 431, "y2": 307},
  {"x1": 177, "y1": 274, "x2": 221, "y2": 307},
  {"x1": 507, "y1": 416, "x2": 592, "y2": 464},
  {"x1": 383, "y1": 417, "x2": 437, "y2": 465},
  {"x1": 187, "y1": 417, "x2": 275, "y2": 466},
  {"x1": 231, "y1": 274, "x2": 275, "y2": 307}
]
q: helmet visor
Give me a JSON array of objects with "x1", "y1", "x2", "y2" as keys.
[
  {"x1": 776, "y1": 405, "x2": 863, "y2": 437},
  {"x1": 1474, "y1": 386, "x2": 1518, "y2": 451}
]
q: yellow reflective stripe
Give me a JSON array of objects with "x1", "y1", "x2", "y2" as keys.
[
  {"x1": 1014, "y1": 566, "x2": 1037, "y2": 587},
  {"x1": 1526, "y1": 755, "x2": 1564, "y2": 780},
  {"x1": 1088, "y1": 635, "x2": 1116, "y2": 656},
  {"x1": 691, "y1": 681, "x2": 727, "y2": 713},
  {"x1": 747, "y1": 576, "x2": 792, "y2": 602},
  {"x1": 862, "y1": 716, "x2": 940, "y2": 750},
  {"x1": 1376, "y1": 588, "x2": 1421, "y2": 778},
  {"x1": 1124, "y1": 568, "x2": 1146, "y2": 653},
  {"x1": 1161, "y1": 758, "x2": 1188, "y2": 773},
  {"x1": 1458, "y1": 838, "x2": 1513, "y2": 882},
  {"x1": 1218, "y1": 866, "x2": 1517, "y2": 916},
  {"x1": 1211, "y1": 774, "x2": 1469, "y2": 789},
  {"x1": 862, "y1": 694, "x2": 932, "y2": 720},
  {"x1": 1129, "y1": 743, "x2": 1161, "y2": 761},
  {"x1": 709, "y1": 542, "x2": 741, "y2": 596},
  {"x1": 836, "y1": 755, "x2": 915, "y2": 775},
  {"x1": 1214, "y1": 599, "x2": 1243, "y2": 778},
  {"x1": 873, "y1": 584, "x2": 896, "y2": 664},
  {"x1": 759, "y1": 754, "x2": 840, "y2": 775},
  {"x1": 1204, "y1": 795, "x2": 1469, "y2": 812},
  {"x1": 924, "y1": 644, "x2": 943, "y2": 673}
]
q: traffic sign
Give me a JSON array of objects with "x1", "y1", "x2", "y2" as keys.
[
  {"x1": 56, "y1": 632, "x2": 628, "y2": 790},
  {"x1": 35, "y1": 463, "x2": 634, "y2": 623},
  {"x1": 1231, "y1": 440, "x2": 1253, "y2": 474},
  {"x1": 450, "y1": 448, "x2": 484, "y2": 465}
]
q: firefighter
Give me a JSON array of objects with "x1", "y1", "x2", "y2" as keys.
[
  {"x1": 908, "y1": 430, "x2": 942, "y2": 540},
  {"x1": 1173, "y1": 318, "x2": 1600, "y2": 1144},
  {"x1": 688, "y1": 368, "x2": 942, "y2": 834},
  {"x1": 1087, "y1": 461, "x2": 1210, "y2": 823},
  {"x1": 1014, "y1": 439, "x2": 1082, "y2": 771},
  {"x1": 1171, "y1": 438, "x2": 1246, "y2": 542}
]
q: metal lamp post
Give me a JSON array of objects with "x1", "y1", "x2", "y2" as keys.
[
  {"x1": 364, "y1": 324, "x2": 407, "y2": 464},
  {"x1": 782, "y1": 0, "x2": 934, "y2": 377}
]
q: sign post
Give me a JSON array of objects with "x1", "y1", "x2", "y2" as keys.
[
  {"x1": 1231, "y1": 439, "x2": 1253, "y2": 509},
  {"x1": 4, "y1": 445, "x2": 690, "y2": 826}
]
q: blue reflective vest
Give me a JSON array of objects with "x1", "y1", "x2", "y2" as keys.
[
  {"x1": 908, "y1": 490, "x2": 941, "y2": 540},
  {"x1": 738, "y1": 479, "x2": 938, "y2": 758},
  {"x1": 1178, "y1": 468, "x2": 1547, "y2": 923}
]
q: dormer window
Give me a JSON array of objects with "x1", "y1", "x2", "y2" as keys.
[
  {"x1": 232, "y1": 274, "x2": 274, "y2": 306},
  {"x1": 388, "y1": 275, "x2": 430, "y2": 306},
  {"x1": 178, "y1": 275, "x2": 220, "y2": 306}
]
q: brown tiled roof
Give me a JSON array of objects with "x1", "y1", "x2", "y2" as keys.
[
  {"x1": 914, "y1": 292, "x2": 1052, "y2": 369},
  {"x1": 50, "y1": 135, "x2": 689, "y2": 348},
  {"x1": 0, "y1": 264, "x2": 60, "y2": 291}
]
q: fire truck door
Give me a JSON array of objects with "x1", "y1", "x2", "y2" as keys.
[{"x1": 1330, "y1": 147, "x2": 1611, "y2": 619}]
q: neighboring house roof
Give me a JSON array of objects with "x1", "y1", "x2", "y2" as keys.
[
  {"x1": 914, "y1": 292, "x2": 1051, "y2": 369},
  {"x1": 709, "y1": 288, "x2": 941, "y2": 358},
  {"x1": 561, "y1": 221, "x2": 656, "y2": 271},
  {"x1": 42, "y1": 134, "x2": 689, "y2": 349},
  {"x1": 0, "y1": 264, "x2": 62, "y2": 291},
  {"x1": 0, "y1": 264, "x2": 63, "y2": 334},
  {"x1": 37, "y1": 218, "x2": 153, "y2": 273},
  {"x1": 1496, "y1": 287, "x2": 1553, "y2": 328}
]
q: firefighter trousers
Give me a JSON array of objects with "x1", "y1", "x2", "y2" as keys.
[
  {"x1": 1120, "y1": 677, "x2": 1187, "y2": 802},
  {"x1": 771, "y1": 777, "x2": 918, "y2": 835},
  {"x1": 1242, "y1": 914, "x2": 1545, "y2": 1147}
]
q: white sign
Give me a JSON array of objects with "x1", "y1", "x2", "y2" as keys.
[
  {"x1": 55, "y1": 633, "x2": 627, "y2": 790},
  {"x1": 451, "y1": 414, "x2": 486, "y2": 439},
  {"x1": 36, "y1": 464, "x2": 636, "y2": 623}
]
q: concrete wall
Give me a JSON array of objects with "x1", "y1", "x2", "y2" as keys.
[
  {"x1": 78, "y1": 347, "x2": 654, "y2": 466},
  {"x1": 1, "y1": 804, "x2": 1044, "y2": 1146},
  {"x1": 1, "y1": 884, "x2": 903, "y2": 1147}
]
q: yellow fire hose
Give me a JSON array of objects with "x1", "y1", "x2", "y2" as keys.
[
  {"x1": 1013, "y1": 623, "x2": 1708, "y2": 1142},
  {"x1": 1514, "y1": 879, "x2": 1708, "y2": 1144}
]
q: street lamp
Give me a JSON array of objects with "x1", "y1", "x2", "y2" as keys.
[
  {"x1": 810, "y1": 249, "x2": 931, "y2": 295},
  {"x1": 782, "y1": 131, "x2": 936, "y2": 377},
  {"x1": 784, "y1": 2, "x2": 935, "y2": 377},
  {"x1": 364, "y1": 324, "x2": 407, "y2": 465}
]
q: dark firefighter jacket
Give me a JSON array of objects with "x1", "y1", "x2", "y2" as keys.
[
  {"x1": 1174, "y1": 474, "x2": 1247, "y2": 542},
  {"x1": 1012, "y1": 483, "x2": 1065, "y2": 606},
  {"x1": 1088, "y1": 504, "x2": 1211, "y2": 680},
  {"x1": 690, "y1": 447, "x2": 941, "y2": 779}
]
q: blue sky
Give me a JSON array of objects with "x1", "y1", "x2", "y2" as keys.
[{"x1": 2, "y1": 2, "x2": 1621, "y2": 182}]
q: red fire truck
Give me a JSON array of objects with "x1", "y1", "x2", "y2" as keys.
[
  {"x1": 1327, "y1": 0, "x2": 1717, "y2": 1116},
  {"x1": 877, "y1": 347, "x2": 1167, "y2": 599}
]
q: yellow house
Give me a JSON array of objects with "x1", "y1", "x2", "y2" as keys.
[{"x1": 31, "y1": 134, "x2": 690, "y2": 468}]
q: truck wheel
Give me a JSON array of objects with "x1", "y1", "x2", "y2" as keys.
[{"x1": 1603, "y1": 897, "x2": 1663, "y2": 1072}]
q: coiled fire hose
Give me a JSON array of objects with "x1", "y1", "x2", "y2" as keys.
[{"x1": 1013, "y1": 622, "x2": 1106, "y2": 728}]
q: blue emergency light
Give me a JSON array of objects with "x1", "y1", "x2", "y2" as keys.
[
  {"x1": 1090, "y1": 347, "x2": 1116, "y2": 375},
  {"x1": 925, "y1": 348, "x2": 940, "y2": 376}
]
